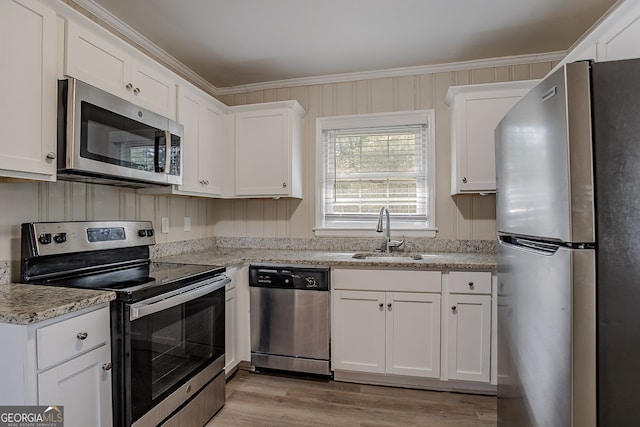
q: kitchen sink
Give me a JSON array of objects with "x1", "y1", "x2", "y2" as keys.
[{"x1": 351, "y1": 252, "x2": 425, "y2": 261}]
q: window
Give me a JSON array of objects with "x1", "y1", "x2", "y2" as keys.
[{"x1": 315, "y1": 110, "x2": 436, "y2": 237}]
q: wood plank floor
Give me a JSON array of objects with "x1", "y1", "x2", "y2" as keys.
[{"x1": 207, "y1": 370, "x2": 497, "y2": 427}]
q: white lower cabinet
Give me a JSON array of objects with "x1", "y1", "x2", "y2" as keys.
[
  {"x1": 331, "y1": 267, "x2": 495, "y2": 392},
  {"x1": 0, "y1": 305, "x2": 112, "y2": 426},
  {"x1": 333, "y1": 290, "x2": 441, "y2": 378},
  {"x1": 445, "y1": 271, "x2": 493, "y2": 383},
  {"x1": 385, "y1": 292, "x2": 441, "y2": 377},
  {"x1": 332, "y1": 290, "x2": 386, "y2": 373},
  {"x1": 225, "y1": 285, "x2": 238, "y2": 374},
  {"x1": 332, "y1": 269, "x2": 442, "y2": 380},
  {"x1": 38, "y1": 344, "x2": 112, "y2": 427}
]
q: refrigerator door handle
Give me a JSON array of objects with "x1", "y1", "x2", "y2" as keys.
[{"x1": 499, "y1": 236, "x2": 559, "y2": 255}]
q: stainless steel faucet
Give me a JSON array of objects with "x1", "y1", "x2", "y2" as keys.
[{"x1": 376, "y1": 207, "x2": 404, "y2": 252}]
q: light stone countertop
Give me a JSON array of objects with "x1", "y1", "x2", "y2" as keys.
[
  {"x1": 156, "y1": 247, "x2": 497, "y2": 270},
  {"x1": 0, "y1": 283, "x2": 116, "y2": 325},
  {"x1": 0, "y1": 247, "x2": 495, "y2": 325}
]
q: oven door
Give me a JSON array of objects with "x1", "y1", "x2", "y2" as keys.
[{"x1": 121, "y1": 276, "x2": 228, "y2": 426}]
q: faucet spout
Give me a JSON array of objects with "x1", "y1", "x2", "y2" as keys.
[{"x1": 376, "y1": 207, "x2": 403, "y2": 252}]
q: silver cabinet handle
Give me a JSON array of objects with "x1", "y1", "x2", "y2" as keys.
[
  {"x1": 126, "y1": 83, "x2": 133, "y2": 91},
  {"x1": 102, "y1": 362, "x2": 112, "y2": 371},
  {"x1": 133, "y1": 87, "x2": 140, "y2": 95},
  {"x1": 46, "y1": 152, "x2": 56, "y2": 160},
  {"x1": 282, "y1": 182, "x2": 287, "y2": 188},
  {"x1": 462, "y1": 177, "x2": 468, "y2": 183},
  {"x1": 76, "y1": 331, "x2": 88, "y2": 340}
]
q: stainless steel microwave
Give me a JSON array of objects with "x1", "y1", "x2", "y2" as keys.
[{"x1": 57, "y1": 78, "x2": 183, "y2": 187}]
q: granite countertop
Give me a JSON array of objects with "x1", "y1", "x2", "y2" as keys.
[
  {"x1": 0, "y1": 284, "x2": 116, "y2": 325},
  {"x1": 0, "y1": 247, "x2": 494, "y2": 325},
  {"x1": 156, "y1": 248, "x2": 497, "y2": 270}
]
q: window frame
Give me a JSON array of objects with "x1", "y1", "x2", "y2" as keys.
[{"x1": 314, "y1": 110, "x2": 437, "y2": 238}]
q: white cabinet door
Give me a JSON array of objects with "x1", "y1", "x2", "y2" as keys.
[
  {"x1": 446, "y1": 81, "x2": 537, "y2": 195},
  {"x1": 174, "y1": 86, "x2": 224, "y2": 196},
  {"x1": 232, "y1": 102, "x2": 304, "y2": 198},
  {"x1": 65, "y1": 20, "x2": 131, "y2": 100},
  {"x1": 65, "y1": 21, "x2": 176, "y2": 119},
  {"x1": 225, "y1": 286, "x2": 238, "y2": 374},
  {"x1": 0, "y1": 0, "x2": 57, "y2": 181},
  {"x1": 332, "y1": 290, "x2": 386, "y2": 373},
  {"x1": 130, "y1": 59, "x2": 177, "y2": 119},
  {"x1": 141, "y1": 84, "x2": 225, "y2": 198},
  {"x1": 38, "y1": 344, "x2": 112, "y2": 427},
  {"x1": 595, "y1": 1, "x2": 640, "y2": 62},
  {"x1": 386, "y1": 292, "x2": 441, "y2": 378},
  {"x1": 235, "y1": 109, "x2": 290, "y2": 196},
  {"x1": 198, "y1": 101, "x2": 224, "y2": 195},
  {"x1": 447, "y1": 294, "x2": 491, "y2": 382}
]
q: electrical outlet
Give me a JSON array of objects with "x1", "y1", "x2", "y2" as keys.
[
  {"x1": 184, "y1": 216, "x2": 191, "y2": 232},
  {"x1": 161, "y1": 217, "x2": 169, "y2": 234}
]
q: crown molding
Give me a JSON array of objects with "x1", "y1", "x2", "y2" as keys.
[
  {"x1": 214, "y1": 51, "x2": 566, "y2": 95},
  {"x1": 67, "y1": 0, "x2": 565, "y2": 98}
]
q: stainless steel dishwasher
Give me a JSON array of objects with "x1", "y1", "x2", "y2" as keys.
[{"x1": 249, "y1": 264, "x2": 331, "y2": 376}]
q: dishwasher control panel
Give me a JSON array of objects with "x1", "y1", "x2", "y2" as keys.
[{"x1": 249, "y1": 264, "x2": 330, "y2": 291}]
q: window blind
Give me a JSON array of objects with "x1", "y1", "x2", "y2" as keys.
[{"x1": 322, "y1": 123, "x2": 429, "y2": 222}]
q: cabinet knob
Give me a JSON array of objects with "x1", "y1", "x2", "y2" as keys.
[
  {"x1": 102, "y1": 362, "x2": 112, "y2": 371},
  {"x1": 133, "y1": 87, "x2": 140, "y2": 96},
  {"x1": 126, "y1": 83, "x2": 133, "y2": 91},
  {"x1": 468, "y1": 281, "x2": 474, "y2": 288},
  {"x1": 76, "y1": 331, "x2": 88, "y2": 340},
  {"x1": 451, "y1": 306, "x2": 457, "y2": 313},
  {"x1": 282, "y1": 182, "x2": 287, "y2": 188},
  {"x1": 379, "y1": 303, "x2": 384, "y2": 309},
  {"x1": 46, "y1": 152, "x2": 56, "y2": 160},
  {"x1": 462, "y1": 177, "x2": 468, "y2": 183},
  {"x1": 387, "y1": 303, "x2": 392, "y2": 309}
]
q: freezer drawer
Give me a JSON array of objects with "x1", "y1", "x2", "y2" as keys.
[{"x1": 497, "y1": 237, "x2": 595, "y2": 427}]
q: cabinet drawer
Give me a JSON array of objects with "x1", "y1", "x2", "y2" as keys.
[
  {"x1": 333, "y1": 268, "x2": 441, "y2": 293},
  {"x1": 37, "y1": 307, "x2": 110, "y2": 370},
  {"x1": 449, "y1": 271, "x2": 491, "y2": 294}
]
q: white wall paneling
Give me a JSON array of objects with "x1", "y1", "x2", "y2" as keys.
[{"x1": 212, "y1": 61, "x2": 557, "y2": 240}]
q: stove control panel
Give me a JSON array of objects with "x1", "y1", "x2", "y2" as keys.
[{"x1": 22, "y1": 221, "x2": 156, "y2": 256}]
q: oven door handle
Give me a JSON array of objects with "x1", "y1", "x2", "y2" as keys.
[{"x1": 129, "y1": 275, "x2": 230, "y2": 321}]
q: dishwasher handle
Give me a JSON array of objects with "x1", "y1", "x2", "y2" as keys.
[{"x1": 130, "y1": 275, "x2": 230, "y2": 321}]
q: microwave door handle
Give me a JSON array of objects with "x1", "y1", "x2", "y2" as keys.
[
  {"x1": 129, "y1": 276, "x2": 230, "y2": 321},
  {"x1": 164, "y1": 130, "x2": 171, "y2": 174}
]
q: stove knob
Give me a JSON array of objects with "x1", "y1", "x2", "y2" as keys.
[
  {"x1": 53, "y1": 233, "x2": 67, "y2": 243},
  {"x1": 305, "y1": 276, "x2": 317, "y2": 287},
  {"x1": 138, "y1": 229, "x2": 147, "y2": 237},
  {"x1": 146, "y1": 229, "x2": 154, "y2": 237},
  {"x1": 38, "y1": 233, "x2": 52, "y2": 245}
]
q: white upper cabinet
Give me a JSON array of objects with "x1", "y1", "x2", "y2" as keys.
[
  {"x1": 0, "y1": 0, "x2": 57, "y2": 181},
  {"x1": 595, "y1": 1, "x2": 640, "y2": 62},
  {"x1": 559, "y1": 1, "x2": 640, "y2": 66},
  {"x1": 231, "y1": 101, "x2": 304, "y2": 198},
  {"x1": 138, "y1": 83, "x2": 227, "y2": 198},
  {"x1": 446, "y1": 80, "x2": 538, "y2": 195},
  {"x1": 65, "y1": 20, "x2": 177, "y2": 119}
]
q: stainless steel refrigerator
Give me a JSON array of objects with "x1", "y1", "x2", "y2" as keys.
[{"x1": 496, "y1": 59, "x2": 640, "y2": 427}]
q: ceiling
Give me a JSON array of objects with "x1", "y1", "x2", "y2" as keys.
[{"x1": 87, "y1": 0, "x2": 619, "y2": 89}]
